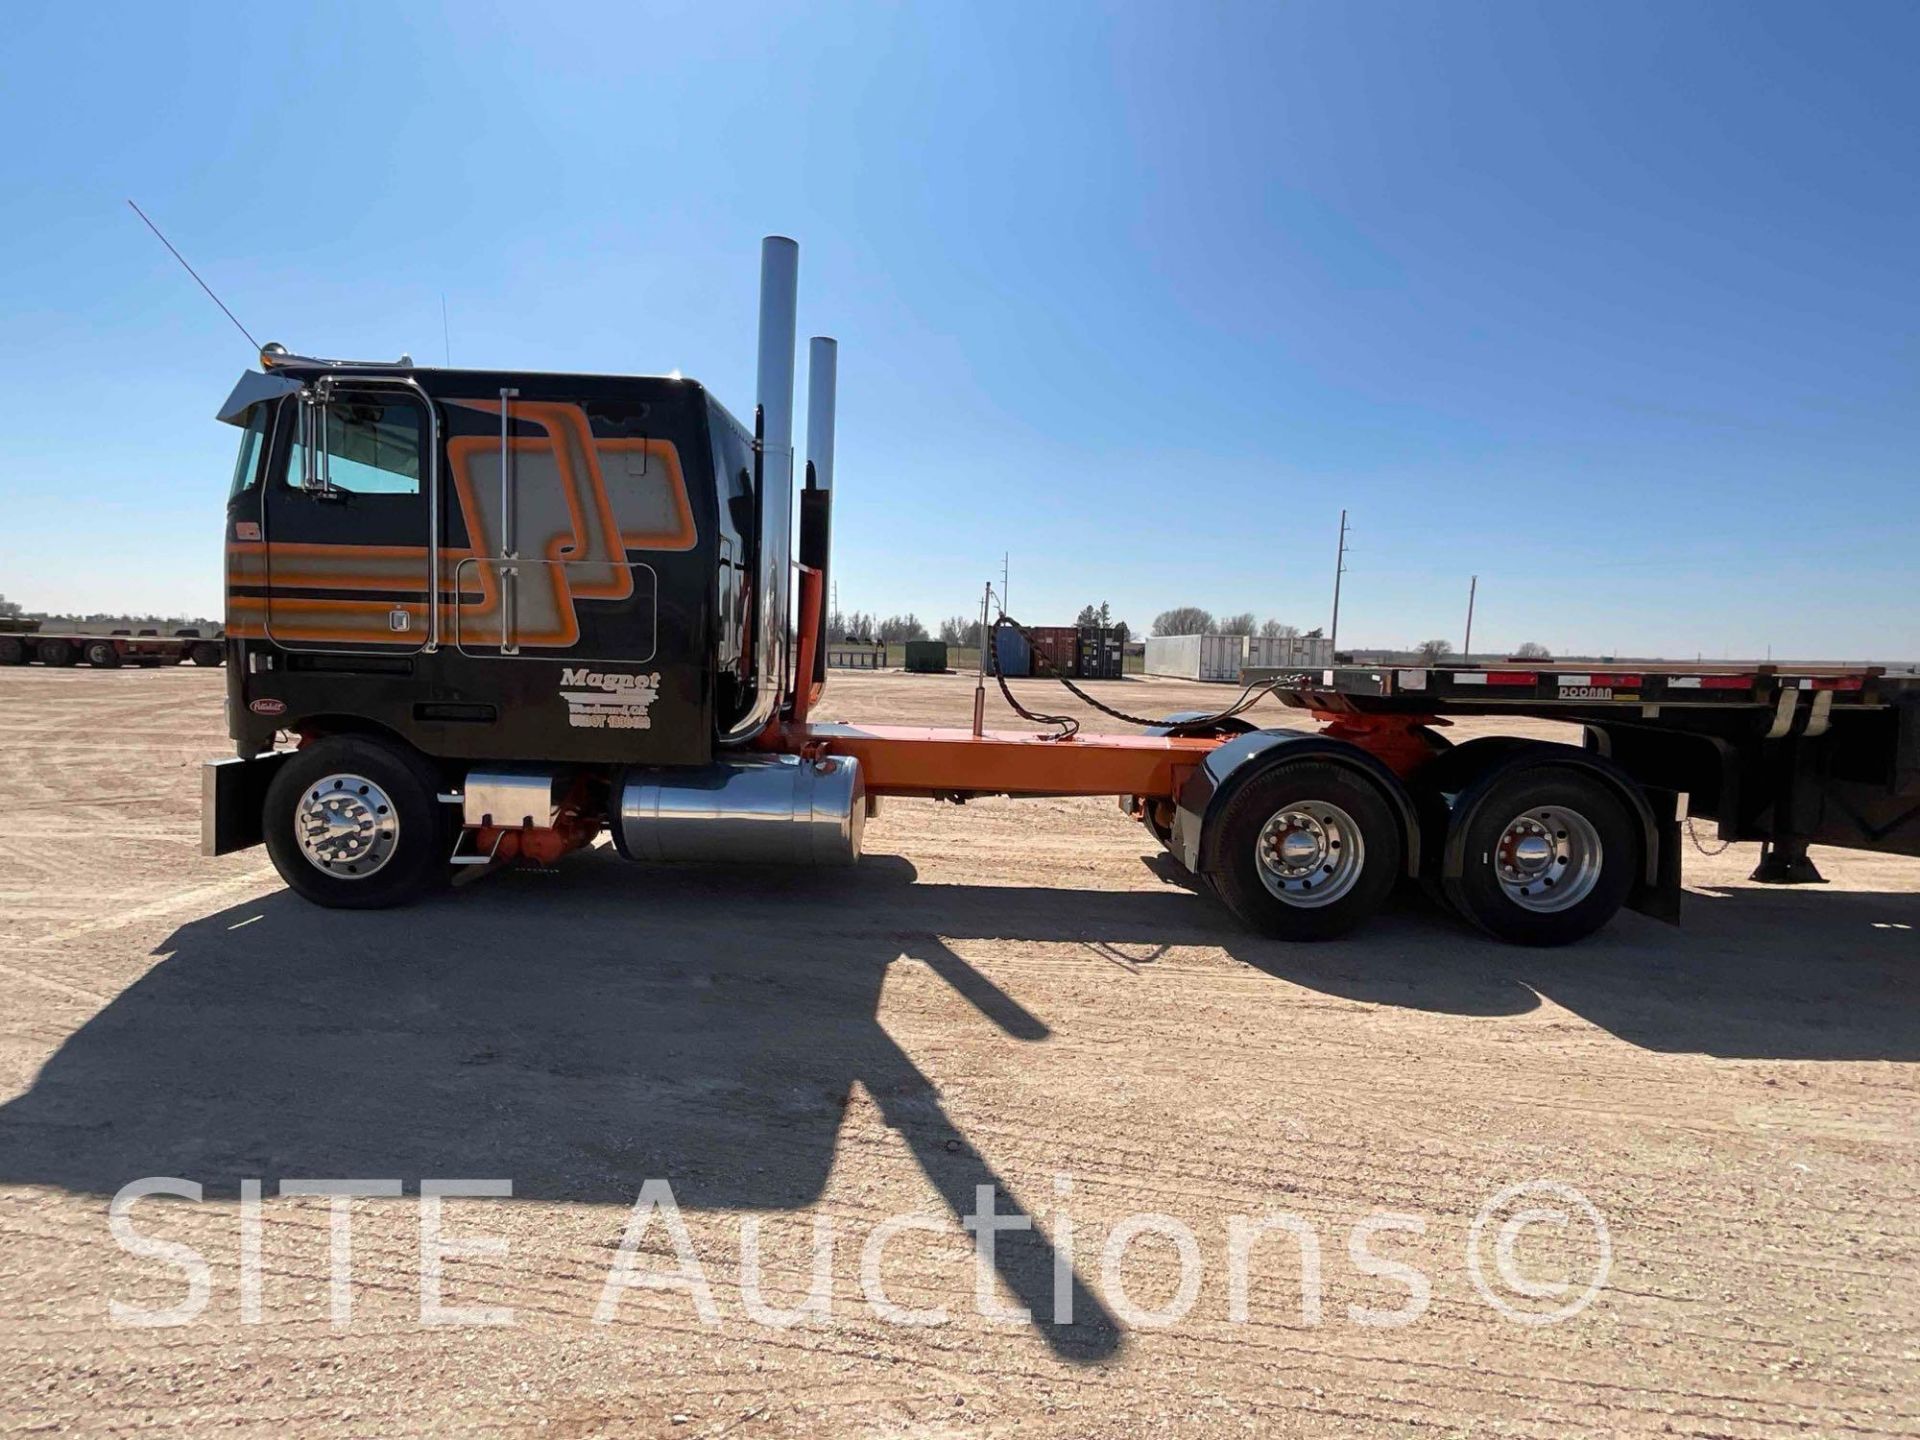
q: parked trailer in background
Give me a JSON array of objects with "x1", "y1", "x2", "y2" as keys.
[
  {"x1": 0, "y1": 621, "x2": 224, "y2": 668},
  {"x1": 1145, "y1": 633, "x2": 1247, "y2": 682}
]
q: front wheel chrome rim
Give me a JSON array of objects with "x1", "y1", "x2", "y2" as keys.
[
  {"x1": 1493, "y1": 806, "x2": 1602, "y2": 912},
  {"x1": 1255, "y1": 802, "x2": 1365, "y2": 908},
  {"x1": 296, "y1": 773, "x2": 400, "y2": 879}
]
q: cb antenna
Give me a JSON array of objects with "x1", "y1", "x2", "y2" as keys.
[{"x1": 126, "y1": 199, "x2": 261, "y2": 352}]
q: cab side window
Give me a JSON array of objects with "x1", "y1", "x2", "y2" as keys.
[{"x1": 285, "y1": 400, "x2": 422, "y2": 496}]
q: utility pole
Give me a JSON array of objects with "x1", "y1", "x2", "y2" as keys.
[
  {"x1": 1463, "y1": 575, "x2": 1477, "y2": 658},
  {"x1": 1329, "y1": 510, "x2": 1349, "y2": 653},
  {"x1": 1002, "y1": 552, "x2": 1010, "y2": 618}
]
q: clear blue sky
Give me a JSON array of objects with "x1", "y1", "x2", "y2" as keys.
[{"x1": 2, "y1": 1, "x2": 1914, "y2": 659}]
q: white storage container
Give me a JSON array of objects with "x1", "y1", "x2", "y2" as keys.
[{"x1": 1144, "y1": 633, "x2": 1248, "y2": 683}]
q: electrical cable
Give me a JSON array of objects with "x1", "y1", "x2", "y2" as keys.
[{"x1": 987, "y1": 614, "x2": 1305, "y2": 740}]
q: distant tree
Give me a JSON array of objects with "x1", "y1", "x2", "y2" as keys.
[
  {"x1": 1153, "y1": 607, "x2": 1214, "y2": 637},
  {"x1": 0, "y1": 595, "x2": 20, "y2": 618},
  {"x1": 827, "y1": 607, "x2": 847, "y2": 643},
  {"x1": 1259, "y1": 619, "x2": 1300, "y2": 639},
  {"x1": 1075, "y1": 602, "x2": 1117, "y2": 630},
  {"x1": 1416, "y1": 638, "x2": 1454, "y2": 664},
  {"x1": 879, "y1": 613, "x2": 928, "y2": 643},
  {"x1": 939, "y1": 615, "x2": 983, "y2": 647},
  {"x1": 1514, "y1": 640, "x2": 1552, "y2": 659},
  {"x1": 1111, "y1": 620, "x2": 1130, "y2": 642},
  {"x1": 1303, "y1": 627, "x2": 1323, "y2": 638},
  {"x1": 1217, "y1": 612, "x2": 1257, "y2": 636},
  {"x1": 842, "y1": 610, "x2": 879, "y2": 644}
]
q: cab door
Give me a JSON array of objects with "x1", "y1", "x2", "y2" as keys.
[{"x1": 262, "y1": 386, "x2": 435, "y2": 652}]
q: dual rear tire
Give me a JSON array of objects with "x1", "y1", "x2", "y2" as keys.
[
  {"x1": 1207, "y1": 762, "x2": 1401, "y2": 941},
  {"x1": 1440, "y1": 768, "x2": 1635, "y2": 947},
  {"x1": 1201, "y1": 757, "x2": 1638, "y2": 947}
]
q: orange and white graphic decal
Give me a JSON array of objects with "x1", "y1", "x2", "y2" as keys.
[{"x1": 227, "y1": 401, "x2": 692, "y2": 650}]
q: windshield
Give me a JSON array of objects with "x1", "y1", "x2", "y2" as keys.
[{"x1": 227, "y1": 406, "x2": 268, "y2": 499}]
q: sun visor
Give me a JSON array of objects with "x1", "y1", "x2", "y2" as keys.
[{"x1": 217, "y1": 369, "x2": 302, "y2": 426}]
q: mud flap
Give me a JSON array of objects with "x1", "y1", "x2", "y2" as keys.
[
  {"x1": 201, "y1": 752, "x2": 292, "y2": 857},
  {"x1": 1627, "y1": 786, "x2": 1683, "y2": 923}
]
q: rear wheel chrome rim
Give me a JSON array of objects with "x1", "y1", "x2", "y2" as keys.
[
  {"x1": 1494, "y1": 806, "x2": 1602, "y2": 912},
  {"x1": 296, "y1": 773, "x2": 400, "y2": 879},
  {"x1": 1255, "y1": 802, "x2": 1364, "y2": 908}
]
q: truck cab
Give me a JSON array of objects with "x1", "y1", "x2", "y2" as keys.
[{"x1": 217, "y1": 356, "x2": 757, "y2": 770}]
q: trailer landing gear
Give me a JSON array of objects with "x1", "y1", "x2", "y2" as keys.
[{"x1": 1750, "y1": 839, "x2": 1826, "y2": 885}]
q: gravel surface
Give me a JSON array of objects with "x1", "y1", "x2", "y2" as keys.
[{"x1": 1, "y1": 664, "x2": 1915, "y2": 1437}]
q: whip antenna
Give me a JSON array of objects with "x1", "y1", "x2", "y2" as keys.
[{"x1": 127, "y1": 199, "x2": 261, "y2": 351}]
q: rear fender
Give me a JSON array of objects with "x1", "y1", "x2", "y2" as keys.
[{"x1": 1172, "y1": 729, "x2": 1422, "y2": 878}]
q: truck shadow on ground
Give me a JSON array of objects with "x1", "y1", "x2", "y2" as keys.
[
  {"x1": 1140, "y1": 850, "x2": 1920, "y2": 1060},
  {"x1": 0, "y1": 847, "x2": 1911, "y2": 1359}
]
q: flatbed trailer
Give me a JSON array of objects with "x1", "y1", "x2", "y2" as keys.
[
  {"x1": 1259, "y1": 659, "x2": 1920, "y2": 880},
  {"x1": 0, "y1": 624, "x2": 225, "y2": 669},
  {"x1": 195, "y1": 235, "x2": 1920, "y2": 947}
]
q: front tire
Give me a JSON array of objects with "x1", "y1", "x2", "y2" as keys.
[
  {"x1": 263, "y1": 736, "x2": 451, "y2": 909},
  {"x1": 1206, "y1": 762, "x2": 1401, "y2": 940},
  {"x1": 1443, "y1": 768, "x2": 1635, "y2": 946}
]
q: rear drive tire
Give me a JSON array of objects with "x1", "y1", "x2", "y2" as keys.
[
  {"x1": 190, "y1": 641, "x2": 224, "y2": 667},
  {"x1": 1206, "y1": 761, "x2": 1401, "y2": 940},
  {"x1": 263, "y1": 736, "x2": 451, "y2": 909},
  {"x1": 36, "y1": 639, "x2": 75, "y2": 667},
  {"x1": 1442, "y1": 768, "x2": 1636, "y2": 946},
  {"x1": 83, "y1": 640, "x2": 121, "y2": 668}
]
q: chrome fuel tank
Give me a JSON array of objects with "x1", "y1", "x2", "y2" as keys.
[{"x1": 612, "y1": 755, "x2": 865, "y2": 866}]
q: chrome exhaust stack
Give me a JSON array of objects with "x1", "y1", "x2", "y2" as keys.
[
  {"x1": 798, "y1": 335, "x2": 837, "y2": 703},
  {"x1": 721, "y1": 236, "x2": 800, "y2": 745}
]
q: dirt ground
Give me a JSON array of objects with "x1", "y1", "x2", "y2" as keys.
[{"x1": 1, "y1": 664, "x2": 1915, "y2": 1438}]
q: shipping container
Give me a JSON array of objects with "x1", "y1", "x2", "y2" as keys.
[
  {"x1": 1245, "y1": 634, "x2": 1334, "y2": 671},
  {"x1": 1143, "y1": 633, "x2": 1248, "y2": 683},
  {"x1": 1076, "y1": 626, "x2": 1124, "y2": 679},
  {"x1": 903, "y1": 639, "x2": 949, "y2": 673},
  {"x1": 992, "y1": 627, "x2": 1031, "y2": 678},
  {"x1": 1026, "y1": 625, "x2": 1080, "y2": 677}
]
